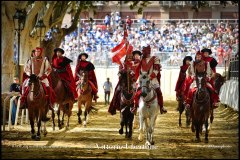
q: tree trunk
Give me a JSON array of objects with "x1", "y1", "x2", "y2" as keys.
[{"x1": 1, "y1": 2, "x2": 17, "y2": 92}]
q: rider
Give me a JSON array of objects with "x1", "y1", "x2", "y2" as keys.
[
  {"x1": 185, "y1": 51, "x2": 217, "y2": 109},
  {"x1": 52, "y1": 48, "x2": 78, "y2": 102},
  {"x1": 133, "y1": 43, "x2": 167, "y2": 114},
  {"x1": 201, "y1": 48, "x2": 220, "y2": 109},
  {"x1": 19, "y1": 47, "x2": 55, "y2": 109},
  {"x1": 75, "y1": 53, "x2": 99, "y2": 102},
  {"x1": 175, "y1": 56, "x2": 193, "y2": 110},
  {"x1": 108, "y1": 51, "x2": 142, "y2": 115}
]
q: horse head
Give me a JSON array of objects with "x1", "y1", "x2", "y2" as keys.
[
  {"x1": 213, "y1": 73, "x2": 226, "y2": 94},
  {"x1": 118, "y1": 69, "x2": 134, "y2": 92},
  {"x1": 139, "y1": 71, "x2": 151, "y2": 97},
  {"x1": 28, "y1": 74, "x2": 42, "y2": 98},
  {"x1": 78, "y1": 70, "x2": 88, "y2": 91}
]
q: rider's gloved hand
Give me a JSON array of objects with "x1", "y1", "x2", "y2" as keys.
[{"x1": 150, "y1": 72, "x2": 156, "y2": 80}]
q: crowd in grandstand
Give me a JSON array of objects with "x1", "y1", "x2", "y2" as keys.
[{"x1": 46, "y1": 14, "x2": 239, "y2": 67}]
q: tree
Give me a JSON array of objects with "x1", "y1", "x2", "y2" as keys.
[{"x1": 1, "y1": 1, "x2": 96, "y2": 92}]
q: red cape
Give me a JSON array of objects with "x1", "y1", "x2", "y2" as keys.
[{"x1": 52, "y1": 55, "x2": 78, "y2": 98}]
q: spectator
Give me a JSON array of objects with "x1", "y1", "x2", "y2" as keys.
[
  {"x1": 126, "y1": 16, "x2": 132, "y2": 29},
  {"x1": 104, "y1": 14, "x2": 111, "y2": 27},
  {"x1": 103, "y1": 78, "x2": 112, "y2": 105},
  {"x1": 115, "y1": 12, "x2": 121, "y2": 29},
  {"x1": 9, "y1": 76, "x2": 21, "y2": 125}
]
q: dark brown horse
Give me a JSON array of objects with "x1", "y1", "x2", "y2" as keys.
[
  {"x1": 213, "y1": 73, "x2": 226, "y2": 95},
  {"x1": 27, "y1": 74, "x2": 49, "y2": 140},
  {"x1": 76, "y1": 70, "x2": 94, "y2": 127},
  {"x1": 192, "y1": 63, "x2": 211, "y2": 143},
  {"x1": 118, "y1": 69, "x2": 135, "y2": 139},
  {"x1": 50, "y1": 69, "x2": 74, "y2": 130}
]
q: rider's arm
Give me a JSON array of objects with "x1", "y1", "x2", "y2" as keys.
[
  {"x1": 187, "y1": 62, "x2": 194, "y2": 78},
  {"x1": 44, "y1": 58, "x2": 52, "y2": 77},
  {"x1": 150, "y1": 57, "x2": 160, "y2": 79},
  {"x1": 206, "y1": 62, "x2": 212, "y2": 79},
  {"x1": 24, "y1": 58, "x2": 32, "y2": 76}
]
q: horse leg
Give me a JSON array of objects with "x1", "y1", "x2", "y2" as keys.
[
  {"x1": 128, "y1": 112, "x2": 134, "y2": 139},
  {"x1": 42, "y1": 121, "x2": 47, "y2": 137},
  {"x1": 36, "y1": 116, "x2": 41, "y2": 141},
  {"x1": 125, "y1": 117, "x2": 128, "y2": 138},
  {"x1": 29, "y1": 112, "x2": 36, "y2": 139},
  {"x1": 66, "y1": 104, "x2": 72, "y2": 129},
  {"x1": 119, "y1": 113, "x2": 124, "y2": 135},
  {"x1": 210, "y1": 108, "x2": 214, "y2": 124},
  {"x1": 138, "y1": 115, "x2": 144, "y2": 142},
  {"x1": 205, "y1": 119, "x2": 209, "y2": 143},
  {"x1": 149, "y1": 115, "x2": 157, "y2": 145},
  {"x1": 77, "y1": 102, "x2": 82, "y2": 124},
  {"x1": 179, "y1": 101, "x2": 183, "y2": 127},
  {"x1": 185, "y1": 107, "x2": 191, "y2": 128},
  {"x1": 144, "y1": 118, "x2": 151, "y2": 146},
  {"x1": 57, "y1": 106, "x2": 62, "y2": 129},
  {"x1": 195, "y1": 121, "x2": 200, "y2": 143},
  {"x1": 83, "y1": 109, "x2": 87, "y2": 127},
  {"x1": 61, "y1": 111, "x2": 65, "y2": 126},
  {"x1": 52, "y1": 108, "x2": 55, "y2": 131}
]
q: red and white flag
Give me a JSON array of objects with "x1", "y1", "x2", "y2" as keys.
[{"x1": 111, "y1": 30, "x2": 133, "y2": 65}]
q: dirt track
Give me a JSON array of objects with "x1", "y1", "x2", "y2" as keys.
[{"x1": 1, "y1": 101, "x2": 239, "y2": 159}]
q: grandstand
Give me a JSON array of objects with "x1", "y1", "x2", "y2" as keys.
[{"x1": 46, "y1": 1, "x2": 238, "y2": 67}]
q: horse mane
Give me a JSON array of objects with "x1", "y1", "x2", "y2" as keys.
[{"x1": 29, "y1": 74, "x2": 38, "y2": 82}]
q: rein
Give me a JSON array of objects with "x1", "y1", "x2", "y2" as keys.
[
  {"x1": 121, "y1": 91, "x2": 134, "y2": 106},
  {"x1": 79, "y1": 83, "x2": 91, "y2": 95},
  {"x1": 30, "y1": 81, "x2": 42, "y2": 98}
]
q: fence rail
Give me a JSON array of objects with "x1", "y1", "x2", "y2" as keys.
[
  {"x1": 79, "y1": 19, "x2": 239, "y2": 27},
  {"x1": 228, "y1": 55, "x2": 239, "y2": 80}
]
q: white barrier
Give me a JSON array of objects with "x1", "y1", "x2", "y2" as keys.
[
  {"x1": 2, "y1": 92, "x2": 28, "y2": 131},
  {"x1": 219, "y1": 80, "x2": 239, "y2": 111}
]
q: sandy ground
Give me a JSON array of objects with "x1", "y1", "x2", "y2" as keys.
[{"x1": 1, "y1": 101, "x2": 239, "y2": 159}]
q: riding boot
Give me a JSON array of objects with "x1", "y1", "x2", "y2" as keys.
[
  {"x1": 131, "y1": 89, "x2": 141, "y2": 114},
  {"x1": 155, "y1": 87, "x2": 167, "y2": 114},
  {"x1": 19, "y1": 96, "x2": 27, "y2": 109},
  {"x1": 93, "y1": 94, "x2": 99, "y2": 103},
  {"x1": 46, "y1": 87, "x2": 54, "y2": 110},
  {"x1": 19, "y1": 86, "x2": 29, "y2": 109}
]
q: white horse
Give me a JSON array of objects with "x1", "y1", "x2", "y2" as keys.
[{"x1": 138, "y1": 72, "x2": 159, "y2": 146}]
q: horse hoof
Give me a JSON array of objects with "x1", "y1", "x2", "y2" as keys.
[
  {"x1": 53, "y1": 127, "x2": 55, "y2": 131},
  {"x1": 59, "y1": 125, "x2": 63, "y2": 130},
  {"x1": 125, "y1": 132, "x2": 129, "y2": 138},
  {"x1": 83, "y1": 121, "x2": 86, "y2": 127},
  {"x1": 179, "y1": 123, "x2": 182, "y2": 127},
  {"x1": 43, "y1": 131, "x2": 48, "y2": 137},
  {"x1": 78, "y1": 121, "x2": 82, "y2": 125},
  {"x1": 119, "y1": 129, "x2": 123, "y2": 135},
  {"x1": 205, "y1": 138, "x2": 209, "y2": 143},
  {"x1": 145, "y1": 141, "x2": 151, "y2": 147},
  {"x1": 138, "y1": 135, "x2": 143, "y2": 142},
  {"x1": 195, "y1": 138, "x2": 201, "y2": 143},
  {"x1": 35, "y1": 136, "x2": 41, "y2": 141},
  {"x1": 31, "y1": 135, "x2": 36, "y2": 139},
  {"x1": 151, "y1": 141, "x2": 155, "y2": 145}
]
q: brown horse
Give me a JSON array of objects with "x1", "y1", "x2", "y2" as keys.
[
  {"x1": 213, "y1": 73, "x2": 226, "y2": 95},
  {"x1": 192, "y1": 63, "x2": 211, "y2": 143},
  {"x1": 76, "y1": 70, "x2": 93, "y2": 127},
  {"x1": 50, "y1": 69, "x2": 74, "y2": 130},
  {"x1": 27, "y1": 74, "x2": 49, "y2": 140}
]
